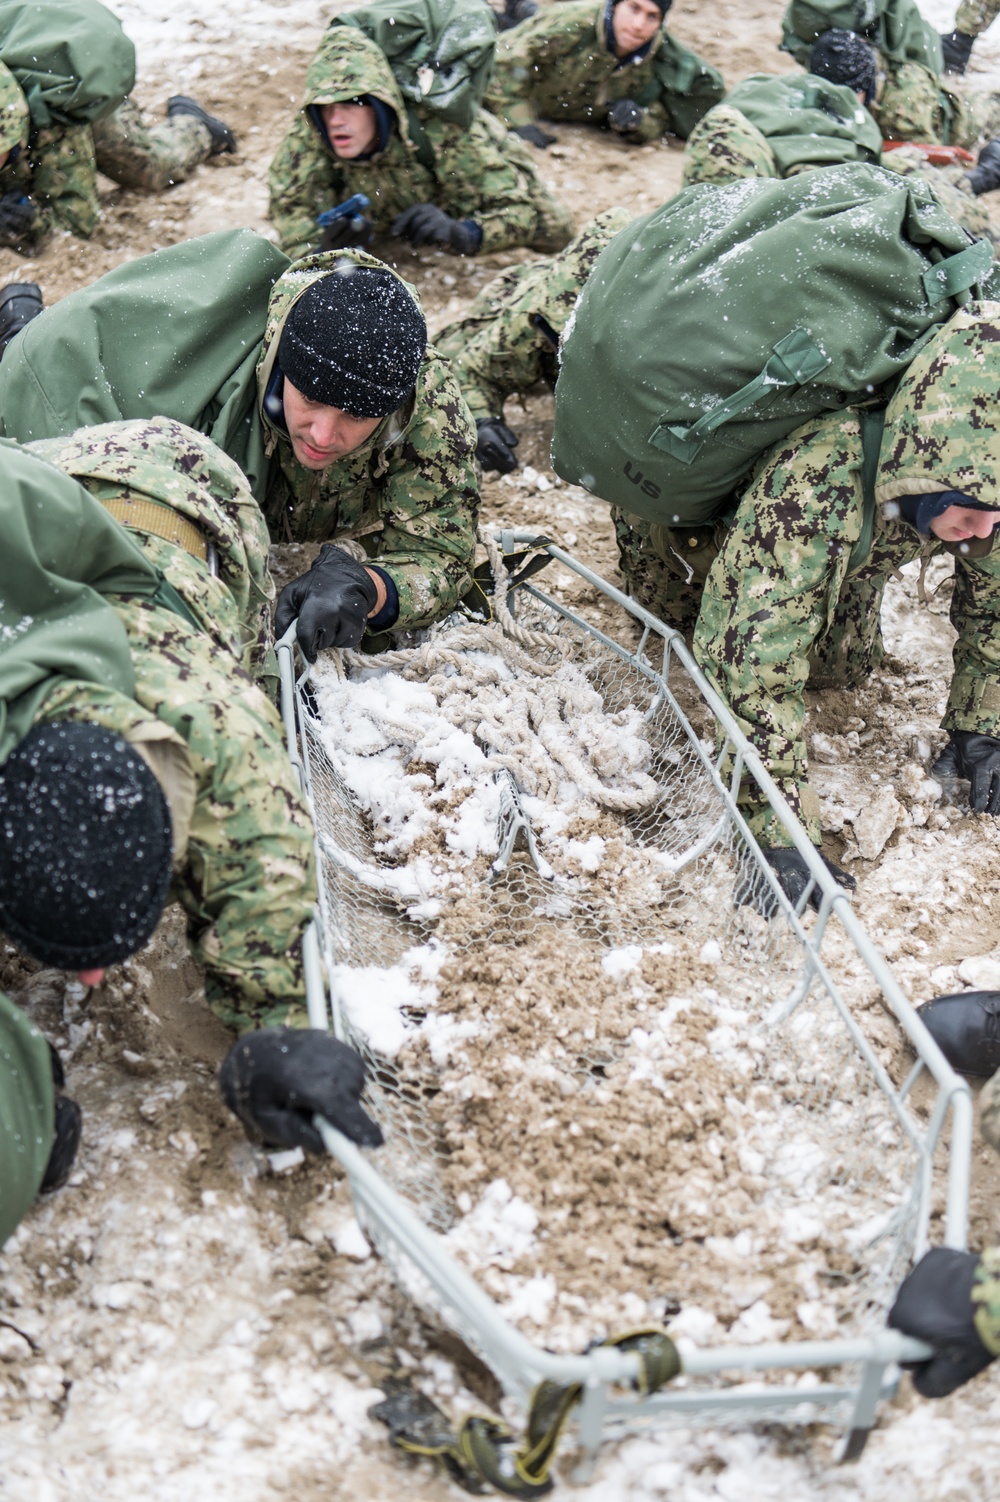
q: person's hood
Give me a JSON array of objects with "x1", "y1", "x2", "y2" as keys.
[
  {"x1": 600, "y1": 0, "x2": 664, "y2": 66},
  {"x1": 255, "y1": 248, "x2": 425, "y2": 452},
  {"x1": 301, "y1": 27, "x2": 414, "y2": 156},
  {"x1": 0, "y1": 61, "x2": 29, "y2": 158},
  {"x1": 876, "y1": 302, "x2": 1000, "y2": 515}
]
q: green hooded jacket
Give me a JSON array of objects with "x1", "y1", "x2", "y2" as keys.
[
  {"x1": 268, "y1": 26, "x2": 571, "y2": 262},
  {"x1": 0, "y1": 229, "x2": 480, "y2": 633},
  {"x1": 780, "y1": 0, "x2": 942, "y2": 75},
  {"x1": 486, "y1": 0, "x2": 725, "y2": 143},
  {"x1": 711, "y1": 73, "x2": 883, "y2": 175}
]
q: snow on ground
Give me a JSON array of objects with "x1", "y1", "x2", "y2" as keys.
[{"x1": 4, "y1": 0, "x2": 1000, "y2": 1498}]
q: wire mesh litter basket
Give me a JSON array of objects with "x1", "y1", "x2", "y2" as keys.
[{"x1": 276, "y1": 533, "x2": 972, "y2": 1485}]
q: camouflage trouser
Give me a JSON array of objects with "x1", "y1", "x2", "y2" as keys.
[
  {"x1": 682, "y1": 104, "x2": 776, "y2": 188},
  {"x1": 91, "y1": 97, "x2": 212, "y2": 193},
  {"x1": 956, "y1": 0, "x2": 1000, "y2": 35}
]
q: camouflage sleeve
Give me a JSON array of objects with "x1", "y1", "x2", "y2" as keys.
[
  {"x1": 682, "y1": 104, "x2": 778, "y2": 187},
  {"x1": 365, "y1": 348, "x2": 480, "y2": 629},
  {"x1": 430, "y1": 112, "x2": 540, "y2": 254},
  {"x1": 632, "y1": 98, "x2": 672, "y2": 144},
  {"x1": 693, "y1": 413, "x2": 867, "y2": 846},
  {"x1": 268, "y1": 111, "x2": 346, "y2": 264},
  {"x1": 944, "y1": 544, "x2": 1000, "y2": 735},
  {"x1": 876, "y1": 62, "x2": 946, "y2": 143},
  {"x1": 39, "y1": 607, "x2": 317, "y2": 1032},
  {"x1": 486, "y1": 15, "x2": 578, "y2": 130},
  {"x1": 26, "y1": 123, "x2": 100, "y2": 241},
  {"x1": 973, "y1": 1245, "x2": 1000, "y2": 1355},
  {"x1": 956, "y1": 0, "x2": 1000, "y2": 36}
]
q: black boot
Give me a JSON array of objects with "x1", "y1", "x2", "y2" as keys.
[
  {"x1": 0, "y1": 281, "x2": 42, "y2": 358},
  {"x1": 917, "y1": 990, "x2": 1000, "y2": 1075},
  {"x1": 965, "y1": 136, "x2": 1000, "y2": 195},
  {"x1": 940, "y1": 29, "x2": 976, "y2": 73},
  {"x1": 166, "y1": 96, "x2": 236, "y2": 156}
]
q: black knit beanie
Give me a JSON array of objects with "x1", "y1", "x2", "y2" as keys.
[
  {"x1": 277, "y1": 267, "x2": 426, "y2": 419},
  {"x1": 0, "y1": 722, "x2": 173, "y2": 971},
  {"x1": 612, "y1": 0, "x2": 671, "y2": 13},
  {"x1": 809, "y1": 29, "x2": 878, "y2": 100}
]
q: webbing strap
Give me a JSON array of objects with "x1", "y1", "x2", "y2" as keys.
[
  {"x1": 373, "y1": 1328, "x2": 680, "y2": 1496},
  {"x1": 845, "y1": 405, "x2": 886, "y2": 577},
  {"x1": 99, "y1": 494, "x2": 208, "y2": 563},
  {"x1": 649, "y1": 328, "x2": 831, "y2": 464},
  {"x1": 922, "y1": 237, "x2": 993, "y2": 305}
]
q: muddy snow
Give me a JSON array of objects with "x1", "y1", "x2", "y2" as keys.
[{"x1": 5, "y1": 0, "x2": 1000, "y2": 1498}]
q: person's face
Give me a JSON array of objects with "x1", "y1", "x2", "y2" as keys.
[
  {"x1": 929, "y1": 504, "x2": 1000, "y2": 543},
  {"x1": 282, "y1": 378, "x2": 382, "y2": 469},
  {"x1": 611, "y1": 0, "x2": 662, "y2": 57},
  {"x1": 320, "y1": 99, "x2": 379, "y2": 159}
]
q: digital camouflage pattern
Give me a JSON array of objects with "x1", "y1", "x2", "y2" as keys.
[
  {"x1": 91, "y1": 99, "x2": 212, "y2": 194},
  {"x1": 876, "y1": 67, "x2": 1000, "y2": 147},
  {"x1": 682, "y1": 83, "x2": 1000, "y2": 242},
  {"x1": 434, "y1": 206, "x2": 632, "y2": 421},
  {"x1": 618, "y1": 304, "x2": 1000, "y2": 845},
  {"x1": 486, "y1": 0, "x2": 724, "y2": 143},
  {"x1": 258, "y1": 251, "x2": 480, "y2": 631},
  {"x1": 973, "y1": 1244, "x2": 1000, "y2": 1355},
  {"x1": 956, "y1": 0, "x2": 1000, "y2": 34},
  {"x1": 0, "y1": 61, "x2": 213, "y2": 248},
  {"x1": 28, "y1": 418, "x2": 316, "y2": 1032},
  {"x1": 268, "y1": 26, "x2": 572, "y2": 262}
]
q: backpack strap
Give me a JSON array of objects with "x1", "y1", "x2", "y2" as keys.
[
  {"x1": 403, "y1": 105, "x2": 436, "y2": 171},
  {"x1": 845, "y1": 405, "x2": 886, "y2": 577}
]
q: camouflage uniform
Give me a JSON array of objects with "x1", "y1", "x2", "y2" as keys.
[
  {"x1": 487, "y1": 0, "x2": 724, "y2": 143},
  {"x1": 91, "y1": 98, "x2": 212, "y2": 194},
  {"x1": 681, "y1": 78, "x2": 1000, "y2": 243},
  {"x1": 955, "y1": 0, "x2": 1000, "y2": 36},
  {"x1": 616, "y1": 305, "x2": 1000, "y2": 846},
  {"x1": 0, "y1": 989, "x2": 54, "y2": 1247},
  {"x1": 268, "y1": 27, "x2": 572, "y2": 262},
  {"x1": 434, "y1": 206, "x2": 633, "y2": 422},
  {"x1": 258, "y1": 251, "x2": 481, "y2": 632},
  {"x1": 0, "y1": 62, "x2": 215, "y2": 249},
  {"x1": 877, "y1": 69, "x2": 1000, "y2": 148},
  {"x1": 27, "y1": 418, "x2": 316, "y2": 1032}
]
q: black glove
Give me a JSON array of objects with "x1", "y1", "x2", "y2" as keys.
[
  {"x1": 940, "y1": 29, "x2": 975, "y2": 74},
  {"x1": 932, "y1": 731, "x2": 1000, "y2": 814},
  {"x1": 888, "y1": 1247, "x2": 996, "y2": 1397},
  {"x1": 475, "y1": 416, "x2": 519, "y2": 474},
  {"x1": 391, "y1": 203, "x2": 481, "y2": 255},
  {"x1": 275, "y1": 544, "x2": 378, "y2": 660},
  {"x1": 497, "y1": 0, "x2": 538, "y2": 30},
  {"x1": 607, "y1": 98, "x2": 645, "y2": 136},
  {"x1": 511, "y1": 123, "x2": 557, "y2": 148},
  {"x1": 319, "y1": 214, "x2": 374, "y2": 251},
  {"x1": 964, "y1": 136, "x2": 1000, "y2": 196},
  {"x1": 736, "y1": 845, "x2": 856, "y2": 917},
  {"x1": 219, "y1": 1027, "x2": 384, "y2": 1154},
  {"x1": 39, "y1": 1041, "x2": 82, "y2": 1192},
  {"x1": 0, "y1": 193, "x2": 36, "y2": 250}
]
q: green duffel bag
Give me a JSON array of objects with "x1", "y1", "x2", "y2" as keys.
[
  {"x1": 551, "y1": 163, "x2": 993, "y2": 528},
  {"x1": 0, "y1": 0, "x2": 135, "y2": 127},
  {"x1": 330, "y1": 0, "x2": 496, "y2": 128},
  {"x1": 779, "y1": 0, "x2": 942, "y2": 75}
]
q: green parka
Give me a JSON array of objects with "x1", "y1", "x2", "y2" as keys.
[{"x1": 0, "y1": 990, "x2": 54, "y2": 1248}]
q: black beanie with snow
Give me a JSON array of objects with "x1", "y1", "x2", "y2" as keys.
[
  {"x1": 277, "y1": 266, "x2": 427, "y2": 419},
  {"x1": 809, "y1": 29, "x2": 878, "y2": 100},
  {"x1": 0, "y1": 722, "x2": 173, "y2": 971}
]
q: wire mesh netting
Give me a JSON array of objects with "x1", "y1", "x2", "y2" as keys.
[{"x1": 282, "y1": 536, "x2": 970, "y2": 1439}]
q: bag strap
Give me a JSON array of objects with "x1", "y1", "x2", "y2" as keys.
[
  {"x1": 648, "y1": 327, "x2": 832, "y2": 464},
  {"x1": 404, "y1": 104, "x2": 436, "y2": 171},
  {"x1": 845, "y1": 405, "x2": 886, "y2": 576},
  {"x1": 922, "y1": 237, "x2": 993, "y2": 306}
]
